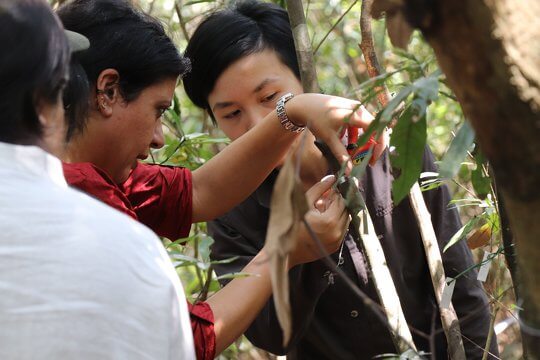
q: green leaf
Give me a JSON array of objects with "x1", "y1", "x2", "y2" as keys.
[
  {"x1": 380, "y1": 84, "x2": 414, "y2": 123},
  {"x1": 471, "y1": 150, "x2": 491, "y2": 199},
  {"x1": 443, "y1": 216, "x2": 482, "y2": 252},
  {"x1": 439, "y1": 121, "x2": 475, "y2": 178},
  {"x1": 412, "y1": 75, "x2": 439, "y2": 102},
  {"x1": 390, "y1": 106, "x2": 427, "y2": 205}
]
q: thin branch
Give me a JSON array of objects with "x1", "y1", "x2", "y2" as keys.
[
  {"x1": 175, "y1": 1, "x2": 190, "y2": 42},
  {"x1": 313, "y1": 0, "x2": 358, "y2": 54},
  {"x1": 359, "y1": 0, "x2": 393, "y2": 123}
]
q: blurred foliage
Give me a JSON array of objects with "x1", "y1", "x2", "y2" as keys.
[{"x1": 51, "y1": 0, "x2": 521, "y2": 358}]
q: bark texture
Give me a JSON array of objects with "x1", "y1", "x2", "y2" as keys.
[
  {"x1": 401, "y1": 0, "x2": 540, "y2": 357},
  {"x1": 286, "y1": 0, "x2": 319, "y2": 93}
]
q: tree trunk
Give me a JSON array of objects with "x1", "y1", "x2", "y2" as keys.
[{"x1": 401, "y1": 0, "x2": 540, "y2": 357}]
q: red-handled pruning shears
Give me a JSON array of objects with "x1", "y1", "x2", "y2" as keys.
[{"x1": 342, "y1": 126, "x2": 378, "y2": 165}]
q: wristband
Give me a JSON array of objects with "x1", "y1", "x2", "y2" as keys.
[{"x1": 276, "y1": 93, "x2": 305, "y2": 133}]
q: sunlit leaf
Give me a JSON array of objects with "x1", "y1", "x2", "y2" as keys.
[
  {"x1": 390, "y1": 106, "x2": 427, "y2": 205},
  {"x1": 439, "y1": 121, "x2": 475, "y2": 178},
  {"x1": 412, "y1": 74, "x2": 439, "y2": 102},
  {"x1": 471, "y1": 150, "x2": 491, "y2": 199},
  {"x1": 443, "y1": 216, "x2": 482, "y2": 252}
]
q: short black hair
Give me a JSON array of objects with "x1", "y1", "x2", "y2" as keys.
[
  {"x1": 183, "y1": 0, "x2": 299, "y2": 114},
  {"x1": 58, "y1": 0, "x2": 190, "y2": 140},
  {"x1": 0, "y1": 0, "x2": 70, "y2": 144}
]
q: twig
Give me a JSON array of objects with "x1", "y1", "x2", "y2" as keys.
[
  {"x1": 313, "y1": 0, "x2": 358, "y2": 54},
  {"x1": 174, "y1": 0, "x2": 190, "y2": 42},
  {"x1": 482, "y1": 302, "x2": 500, "y2": 360}
]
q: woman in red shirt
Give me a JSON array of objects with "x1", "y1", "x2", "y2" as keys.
[{"x1": 58, "y1": 1, "x2": 384, "y2": 358}]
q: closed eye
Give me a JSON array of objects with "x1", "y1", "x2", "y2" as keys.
[
  {"x1": 224, "y1": 109, "x2": 241, "y2": 119},
  {"x1": 262, "y1": 92, "x2": 278, "y2": 103}
]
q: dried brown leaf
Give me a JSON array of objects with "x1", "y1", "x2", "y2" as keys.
[
  {"x1": 467, "y1": 223, "x2": 492, "y2": 250},
  {"x1": 265, "y1": 154, "x2": 308, "y2": 346}
]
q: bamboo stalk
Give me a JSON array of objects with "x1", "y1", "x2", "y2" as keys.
[
  {"x1": 409, "y1": 184, "x2": 466, "y2": 359},
  {"x1": 358, "y1": 207, "x2": 418, "y2": 353},
  {"x1": 359, "y1": 1, "x2": 466, "y2": 358}
]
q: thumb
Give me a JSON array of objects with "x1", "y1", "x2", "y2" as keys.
[{"x1": 305, "y1": 175, "x2": 336, "y2": 205}]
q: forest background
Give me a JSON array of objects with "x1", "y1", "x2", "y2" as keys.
[{"x1": 50, "y1": 0, "x2": 526, "y2": 358}]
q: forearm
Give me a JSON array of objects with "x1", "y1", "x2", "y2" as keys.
[
  {"x1": 206, "y1": 249, "x2": 275, "y2": 355},
  {"x1": 191, "y1": 109, "x2": 298, "y2": 222},
  {"x1": 191, "y1": 92, "x2": 375, "y2": 222}
]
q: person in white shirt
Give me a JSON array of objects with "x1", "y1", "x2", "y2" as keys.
[{"x1": 0, "y1": 1, "x2": 195, "y2": 358}]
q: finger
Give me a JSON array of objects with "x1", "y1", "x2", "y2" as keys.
[
  {"x1": 324, "y1": 191, "x2": 346, "y2": 218},
  {"x1": 349, "y1": 104, "x2": 374, "y2": 130},
  {"x1": 314, "y1": 198, "x2": 326, "y2": 212},
  {"x1": 305, "y1": 175, "x2": 336, "y2": 205},
  {"x1": 325, "y1": 135, "x2": 352, "y2": 175},
  {"x1": 370, "y1": 127, "x2": 389, "y2": 166}
]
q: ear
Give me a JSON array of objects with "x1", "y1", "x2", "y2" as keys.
[
  {"x1": 95, "y1": 68, "x2": 121, "y2": 117},
  {"x1": 34, "y1": 95, "x2": 66, "y2": 157},
  {"x1": 35, "y1": 95, "x2": 63, "y2": 130}
]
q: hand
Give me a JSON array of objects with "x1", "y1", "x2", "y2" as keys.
[
  {"x1": 288, "y1": 175, "x2": 349, "y2": 268},
  {"x1": 286, "y1": 94, "x2": 388, "y2": 172}
]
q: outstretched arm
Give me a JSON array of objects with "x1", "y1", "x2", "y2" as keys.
[{"x1": 191, "y1": 93, "x2": 382, "y2": 223}]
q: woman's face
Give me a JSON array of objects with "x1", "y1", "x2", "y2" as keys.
[
  {"x1": 208, "y1": 49, "x2": 304, "y2": 141},
  {"x1": 87, "y1": 77, "x2": 175, "y2": 183}
]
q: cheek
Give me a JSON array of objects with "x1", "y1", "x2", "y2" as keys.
[
  {"x1": 125, "y1": 110, "x2": 156, "y2": 143},
  {"x1": 216, "y1": 121, "x2": 241, "y2": 141}
]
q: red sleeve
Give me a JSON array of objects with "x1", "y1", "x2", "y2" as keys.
[
  {"x1": 62, "y1": 162, "x2": 137, "y2": 219},
  {"x1": 187, "y1": 301, "x2": 216, "y2": 360},
  {"x1": 121, "y1": 163, "x2": 193, "y2": 240}
]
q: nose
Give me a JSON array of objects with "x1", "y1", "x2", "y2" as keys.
[{"x1": 151, "y1": 121, "x2": 165, "y2": 149}]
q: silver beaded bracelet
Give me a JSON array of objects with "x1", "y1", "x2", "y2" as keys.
[{"x1": 276, "y1": 93, "x2": 305, "y2": 133}]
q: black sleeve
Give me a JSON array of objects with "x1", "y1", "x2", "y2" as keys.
[
  {"x1": 421, "y1": 147, "x2": 499, "y2": 359},
  {"x1": 208, "y1": 214, "x2": 330, "y2": 355}
]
